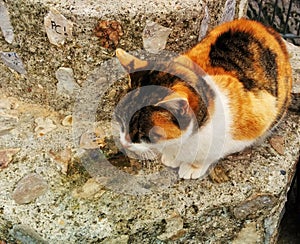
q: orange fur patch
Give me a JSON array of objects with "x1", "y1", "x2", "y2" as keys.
[
  {"x1": 213, "y1": 75, "x2": 277, "y2": 140},
  {"x1": 184, "y1": 19, "x2": 292, "y2": 140}
]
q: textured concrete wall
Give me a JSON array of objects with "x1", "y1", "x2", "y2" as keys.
[{"x1": 0, "y1": 0, "x2": 299, "y2": 243}]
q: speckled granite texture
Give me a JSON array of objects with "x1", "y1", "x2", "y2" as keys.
[{"x1": 0, "y1": 0, "x2": 299, "y2": 243}]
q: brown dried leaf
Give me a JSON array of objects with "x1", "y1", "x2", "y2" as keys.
[{"x1": 269, "y1": 135, "x2": 285, "y2": 155}]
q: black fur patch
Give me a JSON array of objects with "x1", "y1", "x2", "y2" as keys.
[
  {"x1": 209, "y1": 29, "x2": 278, "y2": 97},
  {"x1": 128, "y1": 106, "x2": 181, "y2": 143}
]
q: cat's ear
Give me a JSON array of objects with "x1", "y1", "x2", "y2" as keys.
[
  {"x1": 156, "y1": 97, "x2": 190, "y2": 116},
  {"x1": 173, "y1": 55, "x2": 194, "y2": 67},
  {"x1": 116, "y1": 48, "x2": 148, "y2": 73},
  {"x1": 172, "y1": 55, "x2": 206, "y2": 78}
]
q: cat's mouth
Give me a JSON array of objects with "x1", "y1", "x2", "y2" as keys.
[{"x1": 121, "y1": 143, "x2": 160, "y2": 161}]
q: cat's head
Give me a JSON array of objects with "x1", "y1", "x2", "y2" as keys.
[{"x1": 113, "y1": 49, "x2": 209, "y2": 159}]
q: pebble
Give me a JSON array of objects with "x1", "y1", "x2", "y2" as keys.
[
  {"x1": 12, "y1": 173, "x2": 48, "y2": 204},
  {"x1": 0, "y1": 52, "x2": 26, "y2": 74},
  {"x1": 79, "y1": 132, "x2": 100, "y2": 149},
  {"x1": 55, "y1": 67, "x2": 79, "y2": 95},
  {"x1": 142, "y1": 21, "x2": 171, "y2": 54},
  {"x1": 11, "y1": 225, "x2": 46, "y2": 243},
  {"x1": 232, "y1": 222, "x2": 261, "y2": 244},
  {"x1": 280, "y1": 170, "x2": 286, "y2": 176},
  {"x1": 0, "y1": 148, "x2": 20, "y2": 169},
  {"x1": 62, "y1": 115, "x2": 73, "y2": 126},
  {"x1": 198, "y1": 5, "x2": 210, "y2": 41},
  {"x1": 72, "y1": 178, "x2": 105, "y2": 199},
  {"x1": 220, "y1": 0, "x2": 236, "y2": 23},
  {"x1": 227, "y1": 148, "x2": 252, "y2": 161},
  {"x1": 49, "y1": 147, "x2": 71, "y2": 174},
  {"x1": 0, "y1": 0, "x2": 14, "y2": 43},
  {"x1": 44, "y1": 8, "x2": 73, "y2": 46},
  {"x1": 79, "y1": 126, "x2": 106, "y2": 149},
  {"x1": 233, "y1": 194, "x2": 275, "y2": 219},
  {"x1": 0, "y1": 98, "x2": 18, "y2": 135},
  {"x1": 34, "y1": 117, "x2": 57, "y2": 137}
]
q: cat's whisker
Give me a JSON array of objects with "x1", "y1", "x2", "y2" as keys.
[{"x1": 141, "y1": 149, "x2": 157, "y2": 161}]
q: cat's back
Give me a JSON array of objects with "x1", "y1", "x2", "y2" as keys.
[
  {"x1": 186, "y1": 19, "x2": 291, "y2": 89},
  {"x1": 185, "y1": 18, "x2": 292, "y2": 140}
]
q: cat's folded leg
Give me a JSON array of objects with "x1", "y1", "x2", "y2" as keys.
[
  {"x1": 161, "y1": 152, "x2": 181, "y2": 168},
  {"x1": 178, "y1": 161, "x2": 211, "y2": 179}
]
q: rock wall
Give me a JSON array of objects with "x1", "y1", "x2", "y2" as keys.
[{"x1": 0, "y1": 0, "x2": 299, "y2": 243}]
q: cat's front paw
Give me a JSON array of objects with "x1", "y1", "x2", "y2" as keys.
[
  {"x1": 161, "y1": 153, "x2": 181, "y2": 168},
  {"x1": 178, "y1": 163, "x2": 206, "y2": 179}
]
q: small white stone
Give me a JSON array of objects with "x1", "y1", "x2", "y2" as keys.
[
  {"x1": 44, "y1": 8, "x2": 73, "y2": 46},
  {"x1": 34, "y1": 117, "x2": 57, "y2": 137},
  {"x1": 72, "y1": 178, "x2": 105, "y2": 199},
  {"x1": 220, "y1": 0, "x2": 236, "y2": 23},
  {"x1": 0, "y1": 52, "x2": 26, "y2": 74},
  {"x1": 79, "y1": 132, "x2": 99, "y2": 149},
  {"x1": 198, "y1": 5, "x2": 210, "y2": 41},
  {"x1": 12, "y1": 173, "x2": 48, "y2": 204},
  {"x1": 0, "y1": 0, "x2": 14, "y2": 43},
  {"x1": 0, "y1": 148, "x2": 20, "y2": 169},
  {"x1": 0, "y1": 98, "x2": 18, "y2": 135},
  {"x1": 49, "y1": 147, "x2": 72, "y2": 174},
  {"x1": 56, "y1": 67, "x2": 79, "y2": 95},
  {"x1": 62, "y1": 115, "x2": 73, "y2": 126},
  {"x1": 142, "y1": 21, "x2": 171, "y2": 54}
]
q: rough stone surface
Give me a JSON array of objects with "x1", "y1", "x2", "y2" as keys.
[
  {"x1": 0, "y1": 0, "x2": 299, "y2": 243},
  {"x1": 12, "y1": 173, "x2": 48, "y2": 205}
]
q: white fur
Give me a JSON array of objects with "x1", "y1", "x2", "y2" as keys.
[
  {"x1": 119, "y1": 75, "x2": 257, "y2": 179},
  {"x1": 158, "y1": 74, "x2": 255, "y2": 179}
]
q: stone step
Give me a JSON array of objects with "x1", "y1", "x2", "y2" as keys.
[{"x1": 0, "y1": 0, "x2": 299, "y2": 243}]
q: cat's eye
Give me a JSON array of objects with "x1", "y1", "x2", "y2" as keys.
[
  {"x1": 149, "y1": 126, "x2": 166, "y2": 142},
  {"x1": 150, "y1": 132, "x2": 163, "y2": 142},
  {"x1": 140, "y1": 136, "x2": 151, "y2": 143}
]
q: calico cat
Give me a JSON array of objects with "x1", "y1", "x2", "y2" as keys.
[{"x1": 114, "y1": 18, "x2": 292, "y2": 179}]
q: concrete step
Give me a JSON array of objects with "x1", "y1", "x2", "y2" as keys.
[{"x1": 0, "y1": 0, "x2": 299, "y2": 243}]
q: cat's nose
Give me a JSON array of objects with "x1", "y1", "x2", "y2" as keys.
[
  {"x1": 122, "y1": 141, "x2": 131, "y2": 149},
  {"x1": 125, "y1": 134, "x2": 131, "y2": 141},
  {"x1": 121, "y1": 134, "x2": 132, "y2": 149}
]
